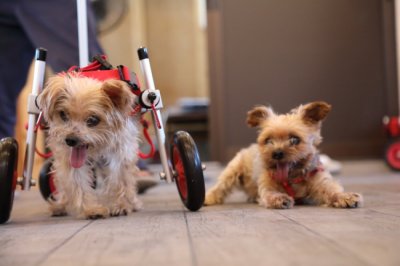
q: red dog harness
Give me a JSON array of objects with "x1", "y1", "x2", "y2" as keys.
[
  {"x1": 66, "y1": 55, "x2": 142, "y2": 96},
  {"x1": 273, "y1": 165, "x2": 324, "y2": 198}
]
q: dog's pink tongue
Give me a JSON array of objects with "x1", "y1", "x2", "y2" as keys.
[
  {"x1": 70, "y1": 146, "x2": 87, "y2": 169},
  {"x1": 273, "y1": 163, "x2": 289, "y2": 182}
]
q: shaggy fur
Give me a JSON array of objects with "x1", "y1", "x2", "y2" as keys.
[
  {"x1": 38, "y1": 74, "x2": 141, "y2": 219},
  {"x1": 205, "y1": 101, "x2": 363, "y2": 209}
]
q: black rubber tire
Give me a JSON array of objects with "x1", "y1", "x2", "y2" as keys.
[
  {"x1": 0, "y1": 137, "x2": 18, "y2": 224},
  {"x1": 39, "y1": 159, "x2": 56, "y2": 201},
  {"x1": 384, "y1": 137, "x2": 400, "y2": 171},
  {"x1": 170, "y1": 131, "x2": 205, "y2": 211}
]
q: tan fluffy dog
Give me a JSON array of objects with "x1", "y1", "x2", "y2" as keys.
[
  {"x1": 38, "y1": 74, "x2": 141, "y2": 219},
  {"x1": 205, "y1": 101, "x2": 363, "y2": 209}
]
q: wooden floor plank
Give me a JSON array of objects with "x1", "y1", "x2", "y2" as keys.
[
  {"x1": 189, "y1": 203, "x2": 369, "y2": 266},
  {"x1": 39, "y1": 186, "x2": 194, "y2": 266},
  {"x1": 0, "y1": 191, "x2": 92, "y2": 266},
  {"x1": 40, "y1": 210, "x2": 193, "y2": 266},
  {"x1": 276, "y1": 207, "x2": 400, "y2": 266},
  {"x1": 0, "y1": 160, "x2": 399, "y2": 266}
]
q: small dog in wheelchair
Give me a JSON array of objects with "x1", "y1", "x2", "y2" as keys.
[
  {"x1": 205, "y1": 101, "x2": 363, "y2": 209},
  {"x1": 38, "y1": 73, "x2": 142, "y2": 219}
]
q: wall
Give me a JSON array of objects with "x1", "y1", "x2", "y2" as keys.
[
  {"x1": 99, "y1": 0, "x2": 209, "y2": 107},
  {"x1": 207, "y1": 0, "x2": 396, "y2": 162}
]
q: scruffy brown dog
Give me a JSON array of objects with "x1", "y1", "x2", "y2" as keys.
[
  {"x1": 205, "y1": 101, "x2": 363, "y2": 209},
  {"x1": 38, "y1": 74, "x2": 142, "y2": 219}
]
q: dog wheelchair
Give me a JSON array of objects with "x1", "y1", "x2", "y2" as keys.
[{"x1": 0, "y1": 47, "x2": 206, "y2": 224}]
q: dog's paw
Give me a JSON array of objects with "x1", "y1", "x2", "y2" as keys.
[
  {"x1": 51, "y1": 210, "x2": 68, "y2": 217},
  {"x1": 87, "y1": 214, "x2": 106, "y2": 219},
  {"x1": 260, "y1": 192, "x2": 294, "y2": 209},
  {"x1": 110, "y1": 208, "x2": 128, "y2": 217},
  {"x1": 49, "y1": 204, "x2": 68, "y2": 217},
  {"x1": 131, "y1": 197, "x2": 143, "y2": 212},
  {"x1": 84, "y1": 206, "x2": 109, "y2": 219},
  {"x1": 204, "y1": 192, "x2": 224, "y2": 206},
  {"x1": 110, "y1": 205, "x2": 131, "y2": 217},
  {"x1": 331, "y1": 192, "x2": 363, "y2": 208}
]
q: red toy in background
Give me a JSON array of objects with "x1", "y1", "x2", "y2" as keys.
[
  {"x1": 383, "y1": 116, "x2": 400, "y2": 171},
  {"x1": 384, "y1": 3, "x2": 400, "y2": 172}
]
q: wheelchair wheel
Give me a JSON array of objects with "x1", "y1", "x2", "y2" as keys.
[
  {"x1": 39, "y1": 160, "x2": 57, "y2": 201},
  {"x1": 171, "y1": 131, "x2": 205, "y2": 211},
  {"x1": 385, "y1": 137, "x2": 400, "y2": 171},
  {"x1": 0, "y1": 138, "x2": 18, "y2": 224}
]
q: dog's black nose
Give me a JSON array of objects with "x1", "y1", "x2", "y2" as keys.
[
  {"x1": 65, "y1": 136, "x2": 80, "y2": 147},
  {"x1": 272, "y1": 150, "x2": 284, "y2": 160}
]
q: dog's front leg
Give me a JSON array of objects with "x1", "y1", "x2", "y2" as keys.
[
  {"x1": 67, "y1": 171, "x2": 110, "y2": 219},
  {"x1": 204, "y1": 153, "x2": 249, "y2": 205},
  {"x1": 80, "y1": 192, "x2": 110, "y2": 219},
  {"x1": 307, "y1": 172, "x2": 363, "y2": 208},
  {"x1": 48, "y1": 191, "x2": 68, "y2": 216},
  {"x1": 101, "y1": 164, "x2": 141, "y2": 216},
  {"x1": 258, "y1": 171, "x2": 294, "y2": 209}
]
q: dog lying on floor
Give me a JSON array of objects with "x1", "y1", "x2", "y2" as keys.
[{"x1": 205, "y1": 101, "x2": 363, "y2": 209}]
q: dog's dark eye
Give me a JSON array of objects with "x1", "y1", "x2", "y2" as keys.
[
  {"x1": 289, "y1": 135, "x2": 301, "y2": 146},
  {"x1": 86, "y1": 115, "x2": 100, "y2": 127},
  {"x1": 59, "y1": 111, "x2": 68, "y2": 122}
]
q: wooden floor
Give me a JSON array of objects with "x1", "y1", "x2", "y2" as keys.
[{"x1": 1, "y1": 160, "x2": 400, "y2": 266}]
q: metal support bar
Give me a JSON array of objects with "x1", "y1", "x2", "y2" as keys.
[
  {"x1": 77, "y1": 0, "x2": 89, "y2": 67},
  {"x1": 21, "y1": 48, "x2": 47, "y2": 190},
  {"x1": 138, "y1": 47, "x2": 173, "y2": 183}
]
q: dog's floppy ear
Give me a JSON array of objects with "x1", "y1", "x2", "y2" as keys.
[
  {"x1": 301, "y1": 101, "x2": 331, "y2": 125},
  {"x1": 38, "y1": 75, "x2": 66, "y2": 121},
  {"x1": 101, "y1": 80, "x2": 135, "y2": 114},
  {"x1": 246, "y1": 105, "x2": 274, "y2": 127}
]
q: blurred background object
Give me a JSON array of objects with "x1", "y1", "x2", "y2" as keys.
[
  {"x1": 91, "y1": 0, "x2": 129, "y2": 35},
  {"x1": 15, "y1": 0, "x2": 400, "y2": 171},
  {"x1": 207, "y1": 0, "x2": 396, "y2": 163}
]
